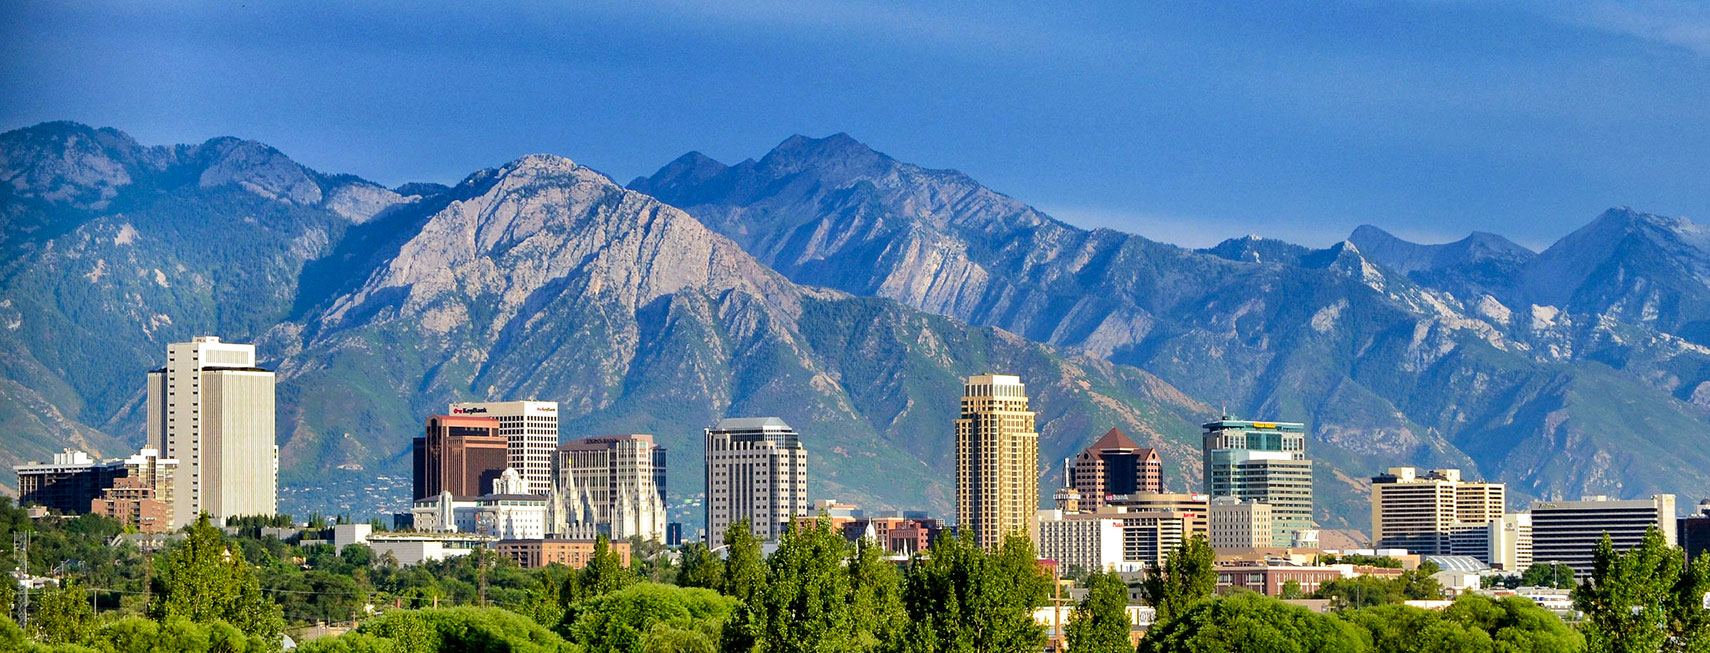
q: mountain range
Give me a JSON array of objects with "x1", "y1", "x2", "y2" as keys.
[{"x1": 4, "y1": 122, "x2": 1709, "y2": 530}]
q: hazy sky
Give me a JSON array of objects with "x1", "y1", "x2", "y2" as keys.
[{"x1": 4, "y1": 1, "x2": 1709, "y2": 249}]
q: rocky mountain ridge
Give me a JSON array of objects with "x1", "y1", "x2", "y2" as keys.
[{"x1": 5, "y1": 122, "x2": 1710, "y2": 527}]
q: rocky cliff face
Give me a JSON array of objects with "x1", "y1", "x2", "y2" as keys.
[
  {"x1": 0, "y1": 124, "x2": 1208, "y2": 519},
  {"x1": 634, "y1": 134, "x2": 1710, "y2": 524}
]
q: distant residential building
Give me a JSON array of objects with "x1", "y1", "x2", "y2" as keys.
[
  {"x1": 448, "y1": 400, "x2": 559, "y2": 495},
  {"x1": 554, "y1": 434, "x2": 667, "y2": 541},
  {"x1": 1069, "y1": 428, "x2": 1162, "y2": 510},
  {"x1": 412, "y1": 415, "x2": 508, "y2": 500},
  {"x1": 1529, "y1": 495, "x2": 1677, "y2": 580},
  {"x1": 496, "y1": 538, "x2": 632, "y2": 569},
  {"x1": 1202, "y1": 417, "x2": 1313, "y2": 546},
  {"x1": 957, "y1": 374, "x2": 1040, "y2": 551},
  {"x1": 1209, "y1": 496, "x2": 1273, "y2": 550},
  {"x1": 411, "y1": 469, "x2": 549, "y2": 540},
  {"x1": 1370, "y1": 467, "x2": 1504, "y2": 555},
  {"x1": 1037, "y1": 512, "x2": 1129, "y2": 573},
  {"x1": 1681, "y1": 500, "x2": 1710, "y2": 564},
  {"x1": 704, "y1": 417, "x2": 808, "y2": 545},
  {"x1": 147, "y1": 336, "x2": 277, "y2": 526}
]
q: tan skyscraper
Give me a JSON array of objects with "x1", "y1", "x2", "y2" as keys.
[
  {"x1": 956, "y1": 374, "x2": 1039, "y2": 550},
  {"x1": 1370, "y1": 467, "x2": 1504, "y2": 554},
  {"x1": 147, "y1": 336, "x2": 277, "y2": 526}
]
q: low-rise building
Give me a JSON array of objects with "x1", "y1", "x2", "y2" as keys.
[
  {"x1": 364, "y1": 532, "x2": 494, "y2": 566},
  {"x1": 495, "y1": 538, "x2": 632, "y2": 569},
  {"x1": 411, "y1": 469, "x2": 549, "y2": 540},
  {"x1": 1209, "y1": 496, "x2": 1272, "y2": 550},
  {"x1": 1214, "y1": 562, "x2": 1404, "y2": 596},
  {"x1": 89, "y1": 477, "x2": 170, "y2": 533}
]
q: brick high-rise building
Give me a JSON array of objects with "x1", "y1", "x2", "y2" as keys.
[
  {"x1": 412, "y1": 415, "x2": 509, "y2": 500},
  {"x1": 957, "y1": 374, "x2": 1039, "y2": 551},
  {"x1": 1069, "y1": 428, "x2": 1162, "y2": 510}
]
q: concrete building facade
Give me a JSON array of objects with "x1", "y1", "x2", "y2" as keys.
[
  {"x1": 704, "y1": 417, "x2": 808, "y2": 546},
  {"x1": 148, "y1": 336, "x2": 277, "y2": 526},
  {"x1": 496, "y1": 538, "x2": 633, "y2": 569},
  {"x1": 1530, "y1": 495, "x2": 1677, "y2": 580},
  {"x1": 957, "y1": 374, "x2": 1040, "y2": 550},
  {"x1": 1370, "y1": 467, "x2": 1504, "y2": 555},
  {"x1": 449, "y1": 400, "x2": 559, "y2": 495},
  {"x1": 1209, "y1": 496, "x2": 1273, "y2": 550}
]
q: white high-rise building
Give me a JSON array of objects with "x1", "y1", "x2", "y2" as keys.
[
  {"x1": 448, "y1": 400, "x2": 558, "y2": 495},
  {"x1": 147, "y1": 336, "x2": 277, "y2": 526},
  {"x1": 553, "y1": 434, "x2": 668, "y2": 542},
  {"x1": 704, "y1": 417, "x2": 808, "y2": 546}
]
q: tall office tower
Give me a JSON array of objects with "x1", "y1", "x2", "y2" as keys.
[
  {"x1": 448, "y1": 400, "x2": 559, "y2": 495},
  {"x1": 147, "y1": 336, "x2": 277, "y2": 526},
  {"x1": 1069, "y1": 427, "x2": 1163, "y2": 510},
  {"x1": 1201, "y1": 416, "x2": 1312, "y2": 547},
  {"x1": 1370, "y1": 467, "x2": 1505, "y2": 554},
  {"x1": 412, "y1": 415, "x2": 509, "y2": 500},
  {"x1": 1530, "y1": 495, "x2": 1677, "y2": 580},
  {"x1": 704, "y1": 417, "x2": 808, "y2": 546},
  {"x1": 956, "y1": 374, "x2": 1040, "y2": 551},
  {"x1": 554, "y1": 434, "x2": 668, "y2": 542}
]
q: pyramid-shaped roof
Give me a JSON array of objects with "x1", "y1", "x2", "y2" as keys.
[{"x1": 1086, "y1": 427, "x2": 1148, "y2": 454}]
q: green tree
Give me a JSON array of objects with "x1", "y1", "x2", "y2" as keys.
[
  {"x1": 1064, "y1": 570, "x2": 1131, "y2": 653},
  {"x1": 678, "y1": 542, "x2": 724, "y2": 592},
  {"x1": 1279, "y1": 579, "x2": 1304, "y2": 600},
  {"x1": 1441, "y1": 594, "x2": 1584, "y2": 652},
  {"x1": 752, "y1": 518, "x2": 854, "y2": 652},
  {"x1": 31, "y1": 580, "x2": 94, "y2": 645},
  {"x1": 564, "y1": 582, "x2": 737, "y2": 653},
  {"x1": 722, "y1": 519, "x2": 767, "y2": 605},
  {"x1": 1520, "y1": 563, "x2": 1576, "y2": 589},
  {"x1": 897, "y1": 531, "x2": 1048, "y2": 653},
  {"x1": 1136, "y1": 593, "x2": 1368, "y2": 653},
  {"x1": 150, "y1": 514, "x2": 285, "y2": 643},
  {"x1": 580, "y1": 535, "x2": 635, "y2": 598},
  {"x1": 1141, "y1": 534, "x2": 1217, "y2": 624},
  {"x1": 1665, "y1": 552, "x2": 1710, "y2": 653},
  {"x1": 847, "y1": 537, "x2": 905, "y2": 651},
  {"x1": 1340, "y1": 603, "x2": 1493, "y2": 653},
  {"x1": 1574, "y1": 529, "x2": 1677, "y2": 653}
]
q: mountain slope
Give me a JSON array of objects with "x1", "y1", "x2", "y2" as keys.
[
  {"x1": 0, "y1": 123, "x2": 1212, "y2": 521},
  {"x1": 273, "y1": 153, "x2": 1211, "y2": 514},
  {"x1": 633, "y1": 135, "x2": 1710, "y2": 524}
]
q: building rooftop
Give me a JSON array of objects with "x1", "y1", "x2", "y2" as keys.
[
  {"x1": 713, "y1": 417, "x2": 794, "y2": 432},
  {"x1": 1424, "y1": 555, "x2": 1489, "y2": 573},
  {"x1": 1084, "y1": 427, "x2": 1149, "y2": 454}
]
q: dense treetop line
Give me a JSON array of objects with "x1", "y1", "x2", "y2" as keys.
[{"x1": 2, "y1": 496, "x2": 1707, "y2": 652}]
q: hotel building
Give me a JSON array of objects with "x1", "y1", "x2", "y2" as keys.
[{"x1": 957, "y1": 374, "x2": 1040, "y2": 550}]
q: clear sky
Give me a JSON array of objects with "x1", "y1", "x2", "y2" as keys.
[{"x1": 4, "y1": 1, "x2": 1708, "y2": 249}]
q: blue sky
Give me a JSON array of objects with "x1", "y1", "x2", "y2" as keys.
[{"x1": 4, "y1": 1, "x2": 1709, "y2": 249}]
